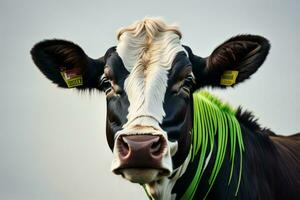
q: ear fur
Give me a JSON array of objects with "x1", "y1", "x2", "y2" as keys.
[
  {"x1": 187, "y1": 35, "x2": 270, "y2": 88},
  {"x1": 31, "y1": 39, "x2": 104, "y2": 89}
]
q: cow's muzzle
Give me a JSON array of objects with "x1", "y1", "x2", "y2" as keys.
[
  {"x1": 118, "y1": 135, "x2": 167, "y2": 167},
  {"x1": 111, "y1": 133, "x2": 173, "y2": 183}
]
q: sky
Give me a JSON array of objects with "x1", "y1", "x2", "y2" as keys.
[{"x1": 0, "y1": 0, "x2": 299, "y2": 199}]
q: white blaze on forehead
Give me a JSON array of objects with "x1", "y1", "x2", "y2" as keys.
[{"x1": 116, "y1": 18, "x2": 185, "y2": 128}]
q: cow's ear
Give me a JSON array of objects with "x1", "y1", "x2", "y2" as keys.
[
  {"x1": 188, "y1": 35, "x2": 270, "y2": 88},
  {"x1": 31, "y1": 39, "x2": 104, "y2": 90}
]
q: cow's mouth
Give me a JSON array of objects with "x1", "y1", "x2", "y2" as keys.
[{"x1": 114, "y1": 168, "x2": 170, "y2": 184}]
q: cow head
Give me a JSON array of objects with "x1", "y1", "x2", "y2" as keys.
[{"x1": 31, "y1": 18, "x2": 269, "y2": 187}]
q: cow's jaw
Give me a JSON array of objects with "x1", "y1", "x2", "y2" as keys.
[
  {"x1": 121, "y1": 169, "x2": 165, "y2": 183},
  {"x1": 143, "y1": 149, "x2": 192, "y2": 200}
]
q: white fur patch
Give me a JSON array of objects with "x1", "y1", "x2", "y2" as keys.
[{"x1": 116, "y1": 18, "x2": 185, "y2": 127}]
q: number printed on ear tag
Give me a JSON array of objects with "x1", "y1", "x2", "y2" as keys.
[
  {"x1": 220, "y1": 70, "x2": 239, "y2": 86},
  {"x1": 60, "y1": 67, "x2": 83, "y2": 88}
]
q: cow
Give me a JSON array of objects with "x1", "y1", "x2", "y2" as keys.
[{"x1": 31, "y1": 17, "x2": 300, "y2": 200}]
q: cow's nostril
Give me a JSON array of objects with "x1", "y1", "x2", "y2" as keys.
[
  {"x1": 150, "y1": 139, "x2": 163, "y2": 156},
  {"x1": 118, "y1": 136, "x2": 130, "y2": 157}
]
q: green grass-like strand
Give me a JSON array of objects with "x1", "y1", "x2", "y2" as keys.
[{"x1": 181, "y1": 91, "x2": 244, "y2": 200}]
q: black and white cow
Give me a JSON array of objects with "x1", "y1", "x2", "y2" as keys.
[{"x1": 31, "y1": 18, "x2": 300, "y2": 200}]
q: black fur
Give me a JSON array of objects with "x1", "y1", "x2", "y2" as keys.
[
  {"x1": 172, "y1": 109, "x2": 300, "y2": 200},
  {"x1": 235, "y1": 107, "x2": 276, "y2": 136}
]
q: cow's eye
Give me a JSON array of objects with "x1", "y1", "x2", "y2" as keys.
[
  {"x1": 99, "y1": 74, "x2": 122, "y2": 98},
  {"x1": 178, "y1": 74, "x2": 195, "y2": 97},
  {"x1": 99, "y1": 74, "x2": 114, "y2": 95},
  {"x1": 183, "y1": 73, "x2": 195, "y2": 87}
]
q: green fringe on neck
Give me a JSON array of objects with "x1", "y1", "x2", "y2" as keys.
[{"x1": 181, "y1": 91, "x2": 244, "y2": 200}]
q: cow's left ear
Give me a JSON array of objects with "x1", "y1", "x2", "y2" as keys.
[
  {"x1": 187, "y1": 35, "x2": 270, "y2": 88},
  {"x1": 31, "y1": 39, "x2": 105, "y2": 90}
]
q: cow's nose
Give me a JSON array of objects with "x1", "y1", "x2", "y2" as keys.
[{"x1": 117, "y1": 135, "x2": 166, "y2": 168}]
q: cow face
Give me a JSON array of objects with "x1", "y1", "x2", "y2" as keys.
[
  {"x1": 104, "y1": 49, "x2": 193, "y2": 183},
  {"x1": 31, "y1": 18, "x2": 269, "y2": 185}
]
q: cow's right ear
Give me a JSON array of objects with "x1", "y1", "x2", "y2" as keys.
[{"x1": 31, "y1": 39, "x2": 105, "y2": 90}]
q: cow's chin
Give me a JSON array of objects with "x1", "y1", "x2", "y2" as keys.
[{"x1": 119, "y1": 168, "x2": 169, "y2": 184}]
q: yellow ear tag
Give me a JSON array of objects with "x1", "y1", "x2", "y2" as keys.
[
  {"x1": 60, "y1": 67, "x2": 83, "y2": 88},
  {"x1": 220, "y1": 70, "x2": 239, "y2": 86}
]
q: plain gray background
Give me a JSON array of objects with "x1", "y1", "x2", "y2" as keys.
[{"x1": 0, "y1": 0, "x2": 299, "y2": 199}]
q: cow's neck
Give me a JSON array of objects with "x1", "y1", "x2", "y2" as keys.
[
  {"x1": 171, "y1": 133, "x2": 243, "y2": 200},
  {"x1": 233, "y1": 111, "x2": 300, "y2": 200},
  {"x1": 143, "y1": 91, "x2": 246, "y2": 200},
  {"x1": 176, "y1": 91, "x2": 244, "y2": 199},
  {"x1": 141, "y1": 91, "x2": 299, "y2": 200}
]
